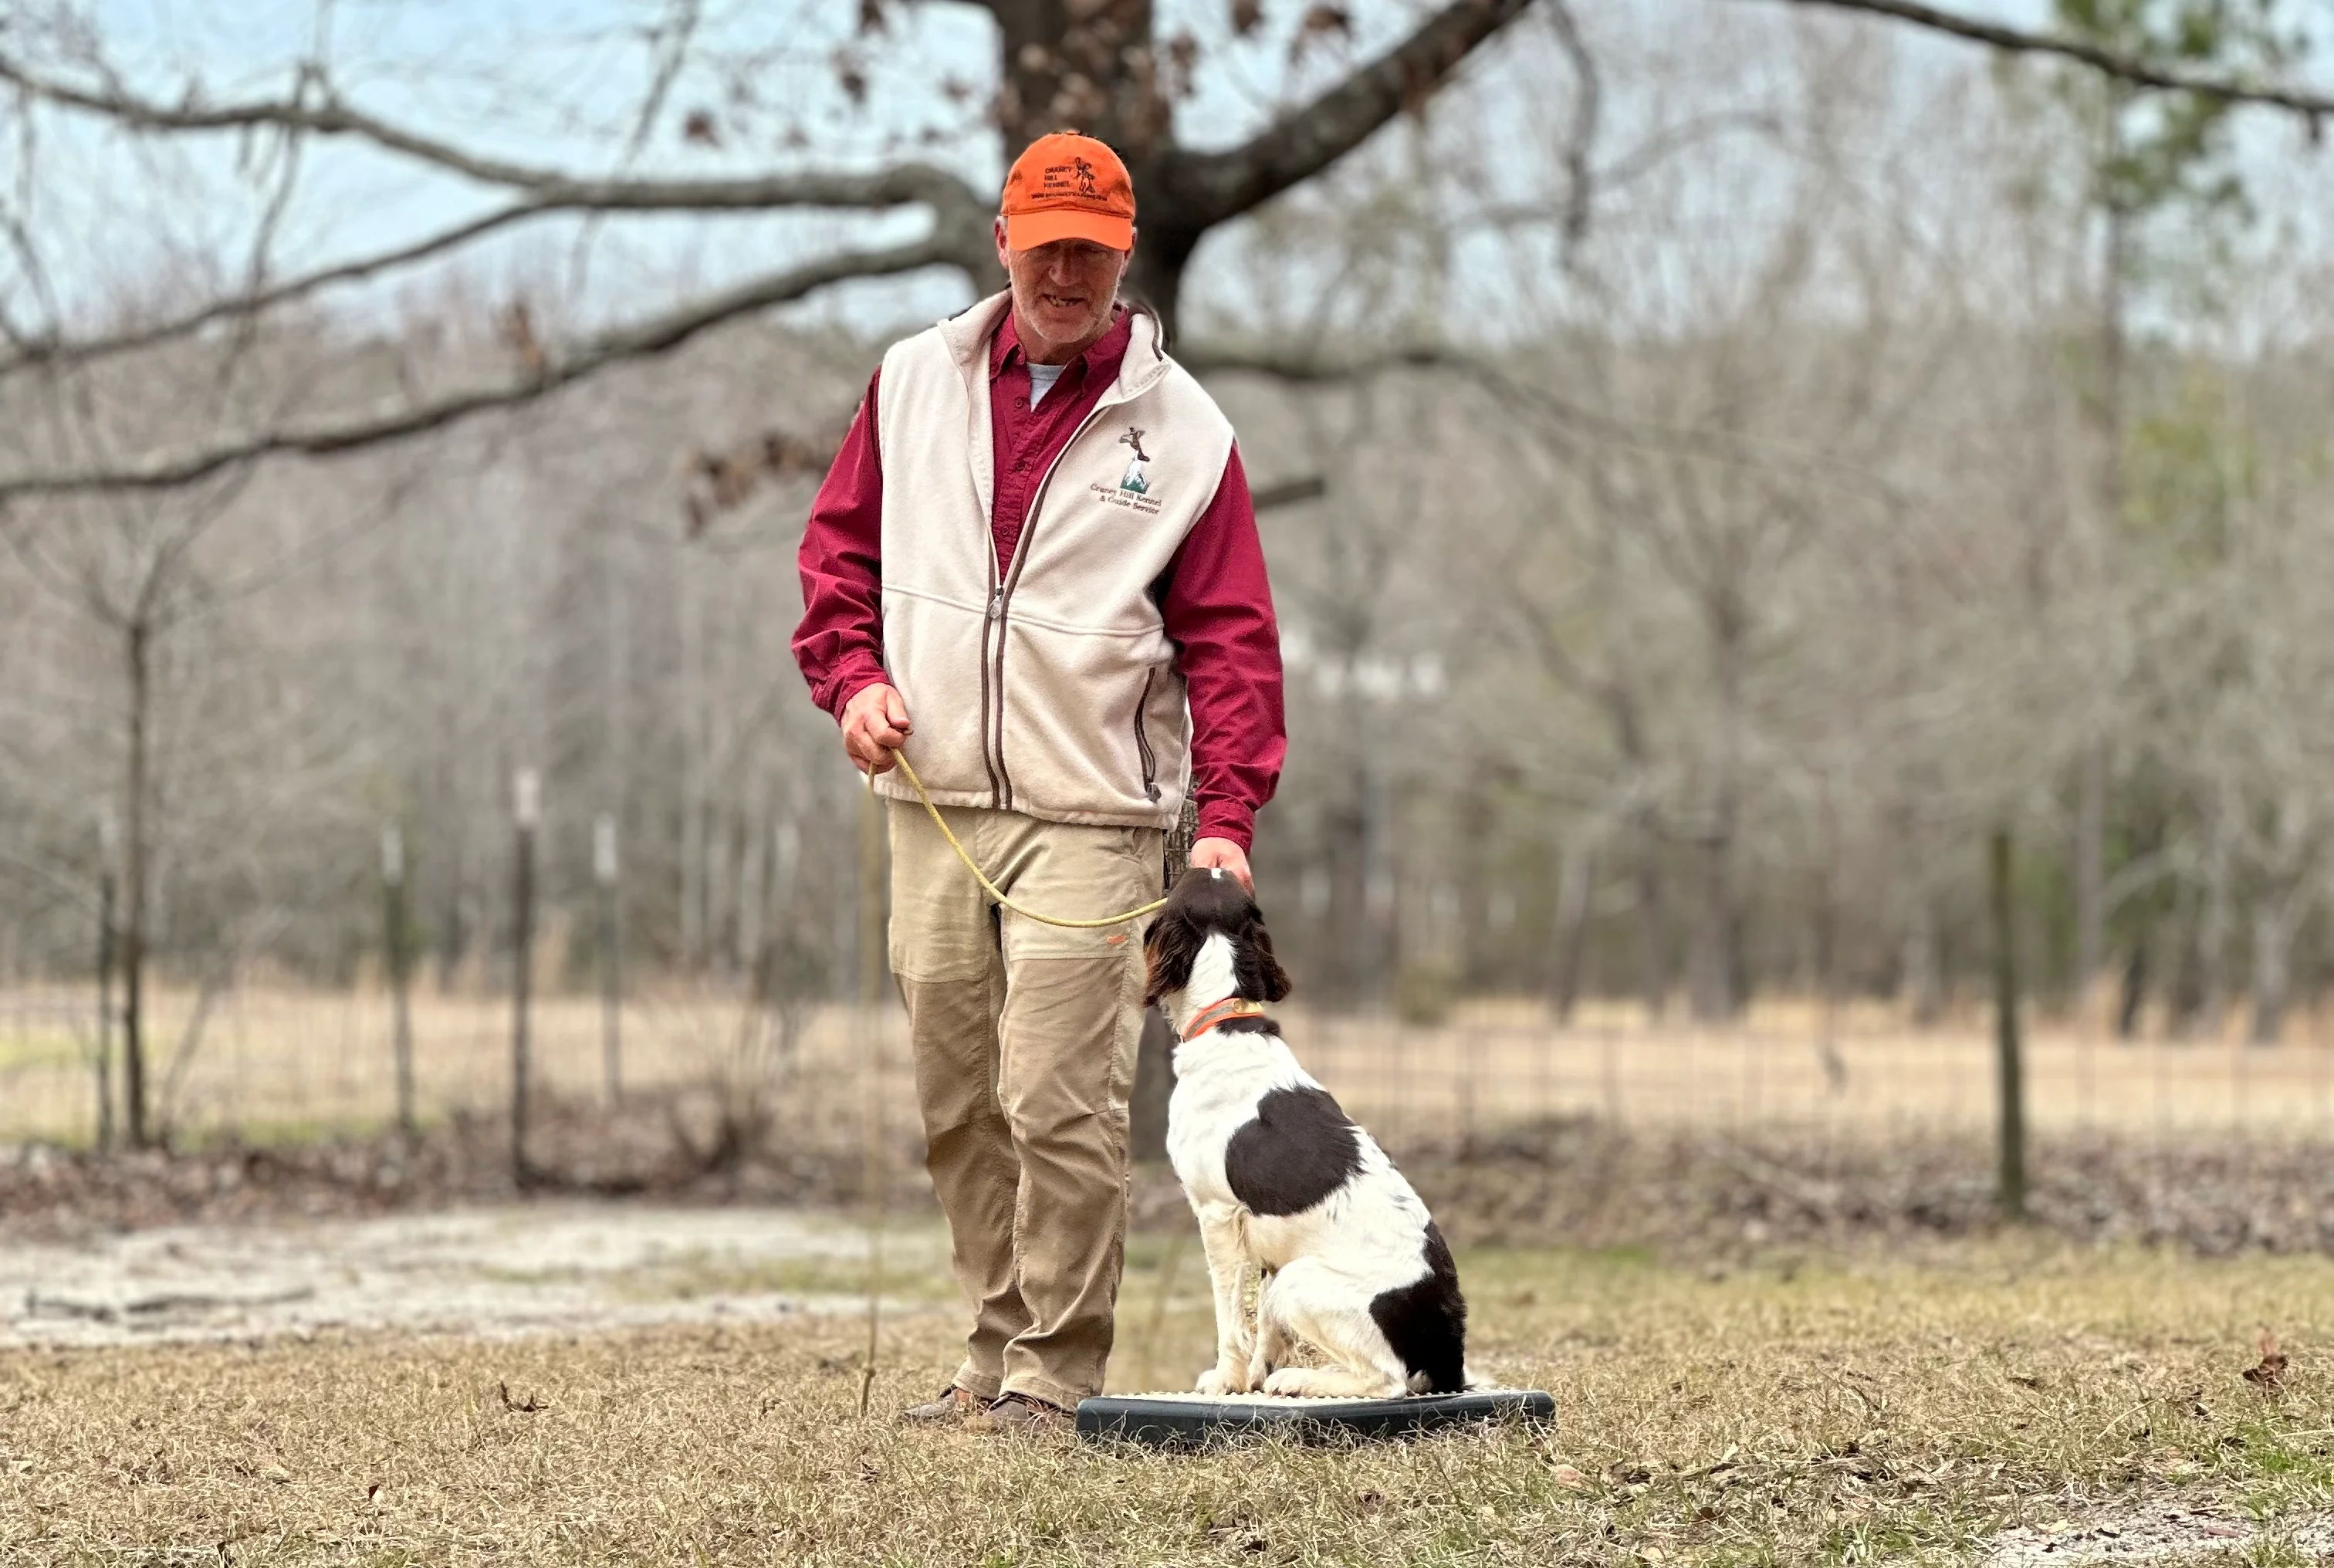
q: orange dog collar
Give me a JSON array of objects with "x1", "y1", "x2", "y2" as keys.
[{"x1": 1180, "y1": 998, "x2": 1267, "y2": 1042}]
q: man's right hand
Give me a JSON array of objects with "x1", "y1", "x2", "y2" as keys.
[{"x1": 841, "y1": 682, "x2": 912, "y2": 775}]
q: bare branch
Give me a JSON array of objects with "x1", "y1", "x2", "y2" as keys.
[
  {"x1": 2, "y1": 201, "x2": 550, "y2": 377},
  {"x1": 1543, "y1": 0, "x2": 1599, "y2": 252},
  {"x1": 1756, "y1": 0, "x2": 2334, "y2": 118},
  {"x1": 0, "y1": 840, "x2": 97, "y2": 917},
  {"x1": 0, "y1": 235, "x2": 963, "y2": 499},
  {"x1": 1, "y1": 159, "x2": 993, "y2": 379},
  {"x1": 1182, "y1": 339, "x2": 1911, "y2": 505},
  {"x1": 1154, "y1": 0, "x2": 1537, "y2": 231},
  {"x1": 624, "y1": 0, "x2": 705, "y2": 162},
  {"x1": 0, "y1": 54, "x2": 992, "y2": 211}
]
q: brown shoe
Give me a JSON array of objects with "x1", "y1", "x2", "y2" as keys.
[
  {"x1": 902, "y1": 1385, "x2": 985, "y2": 1424},
  {"x1": 976, "y1": 1394, "x2": 1071, "y2": 1435}
]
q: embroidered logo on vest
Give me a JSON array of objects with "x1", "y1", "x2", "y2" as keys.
[{"x1": 1118, "y1": 427, "x2": 1152, "y2": 495}]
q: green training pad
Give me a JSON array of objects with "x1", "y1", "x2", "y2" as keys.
[{"x1": 1074, "y1": 1387, "x2": 1554, "y2": 1448}]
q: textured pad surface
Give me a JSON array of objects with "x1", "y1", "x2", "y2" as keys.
[{"x1": 1074, "y1": 1387, "x2": 1554, "y2": 1448}]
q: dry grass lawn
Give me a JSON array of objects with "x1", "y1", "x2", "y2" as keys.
[{"x1": 7, "y1": 1234, "x2": 2334, "y2": 1564}]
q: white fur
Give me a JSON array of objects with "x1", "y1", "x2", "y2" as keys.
[{"x1": 1163, "y1": 933, "x2": 1465, "y2": 1398}]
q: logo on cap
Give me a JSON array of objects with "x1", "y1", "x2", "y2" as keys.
[{"x1": 1002, "y1": 132, "x2": 1135, "y2": 252}]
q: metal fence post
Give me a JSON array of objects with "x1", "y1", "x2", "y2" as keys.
[
  {"x1": 595, "y1": 813, "x2": 622, "y2": 1106},
  {"x1": 382, "y1": 824, "x2": 415, "y2": 1136},
  {"x1": 94, "y1": 815, "x2": 117, "y2": 1154},
  {"x1": 1991, "y1": 826, "x2": 2026, "y2": 1221},
  {"x1": 511, "y1": 769, "x2": 540, "y2": 1187}
]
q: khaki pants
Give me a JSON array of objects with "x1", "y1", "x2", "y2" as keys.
[{"x1": 888, "y1": 799, "x2": 1162, "y2": 1411}]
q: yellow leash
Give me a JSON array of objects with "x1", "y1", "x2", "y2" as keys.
[{"x1": 869, "y1": 752, "x2": 1171, "y2": 929}]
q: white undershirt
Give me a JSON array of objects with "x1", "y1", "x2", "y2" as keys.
[{"x1": 1026, "y1": 360, "x2": 1067, "y2": 409}]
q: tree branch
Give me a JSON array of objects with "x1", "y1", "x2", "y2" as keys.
[
  {"x1": 0, "y1": 235, "x2": 963, "y2": 499},
  {"x1": 1182, "y1": 338, "x2": 1912, "y2": 505},
  {"x1": 1544, "y1": 0, "x2": 1600, "y2": 252},
  {"x1": 0, "y1": 54, "x2": 993, "y2": 211},
  {"x1": 1757, "y1": 0, "x2": 2334, "y2": 118},
  {"x1": 1154, "y1": 0, "x2": 1538, "y2": 231},
  {"x1": 2, "y1": 201, "x2": 537, "y2": 377},
  {"x1": 0, "y1": 164, "x2": 992, "y2": 378}
]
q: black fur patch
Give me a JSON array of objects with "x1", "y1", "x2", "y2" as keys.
[
  {"x1": 1210, "y1": 1015, "x2": 1277, "y2": 1036},
  {"x1": 1223, "y1": 1086, "x2": 1362, "y2": 1217},
  {"x1": 1368, "y1": 1221, "x2": 1468, "y2": 1394},
  {"x1": 1142, "y1": 869, "x2": 1293, "y2": 1007}
]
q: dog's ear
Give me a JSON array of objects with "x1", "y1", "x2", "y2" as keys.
[
  {"x1": 1236, "y1": 909, "x2": 1294, "y2": 1003},
  {"x1": 1144, "y1": 907, "x2": 1203, "y2": 1006}
]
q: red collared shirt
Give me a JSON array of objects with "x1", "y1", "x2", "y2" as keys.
[{"x1": 793, "y1": 307, "x2": 1285, "y2": 851}]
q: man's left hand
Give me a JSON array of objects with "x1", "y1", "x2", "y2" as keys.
[{"x1": 1189, "y1": 836, "x2": 1251, "y2": 894}]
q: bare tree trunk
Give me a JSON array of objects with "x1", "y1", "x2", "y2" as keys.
[
  {"x1": 736, "y1": 792, "x2": 769, "y2": 981},
  {"x1": 1690, "y1": 584, "x2": 1746, "y2": 1023},
  {"x1": 678, "y1": 553, "x2": 706, "y2": 969},
  {"x1": 2193, "y1": 797, "x2": 2235, "y2": 1039},
  {"x1": 1632, "y1": 813, "x2": 1669, "y2": 1019},
  {"x1": 2251, "y1": 892, "x2": 2298, "y2": 1046},
  {"x1": 1689, "y1": 818, "x2": 1737, "y2": 1022},
  {"x1": 1362, "y1": 762, "x2": 1398, "y2": 1009},
  {"x1": 1324, "y1": 789, "x2": 1368, "y2": 1008},
  {"x1": 1901, "y1": 891, "x2": 1943, "y2": 1026},
  {"x1": 1549, "y1": 837, "x2": 1595, "y2": 1022},
  {"x1": 94, "y1": 847, "x2": 116, "y2": 1153},
  {"x1": 2249, "y1": 793, "x2": 2311, "y2": 1046},
  {"x1": 2116, "y1": 938, "x2": 2148, "y2": 1040},
  {"x1": 2075, "y1": 137, "x2": 2129, "y2": 1032},
  {"x1": 121, "y1": 616, "x2": 151, "y2": 1151},
  {"x1": 2074, "y1": 743, "x2": 2108, "y2": 1026}
]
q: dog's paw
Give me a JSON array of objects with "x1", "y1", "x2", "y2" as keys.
[
  {"x1": 1196, "y1": 1362, "x2": 1253, "y2": 1397},
  {"x1": 1262, "y1": 1367, "x2": 1319, "y2": 1398}
]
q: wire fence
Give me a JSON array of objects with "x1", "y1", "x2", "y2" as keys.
[{"x1": 5, "y1": 984, "x2": 2332, "y2": 1156}]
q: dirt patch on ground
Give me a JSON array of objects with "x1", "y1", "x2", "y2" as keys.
[
  {"x1": 2, "y1": 1204, "x2": 947, "y2": 1350},
  {"x1": 1983, "y1": 1499, "x2": 2334, "y2": 1563},
  {"x1": 0, "y1": 1095, "x2": 941, "y2": 1242},
  {"x1": 1401, "y1": 1119, "x2": 2334, "y2": 1259},
  {"x1": 10, "y1": 1107, "x2": 2334, "y2": 1263}
]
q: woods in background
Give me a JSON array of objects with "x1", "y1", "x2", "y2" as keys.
[{"x1": 2, "y1": 0, "x2": 2332, "y2": 1102}]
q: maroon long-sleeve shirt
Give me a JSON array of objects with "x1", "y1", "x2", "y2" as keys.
[{"x1": 793, "y1": 307, "x2": 1285, "y2": 851}]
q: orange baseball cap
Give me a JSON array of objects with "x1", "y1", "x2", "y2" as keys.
[{"x1": 1000, "y1": 131, "x2": 1135, "y2": 252}]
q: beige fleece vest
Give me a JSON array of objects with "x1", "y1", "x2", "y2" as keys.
[{"x1": 871, "y1": 291, "x2": 1233, "y2": 830}]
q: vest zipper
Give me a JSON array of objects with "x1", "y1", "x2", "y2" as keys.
[
  {"x1": 978, "y1": 583, "x2": 1005, "y2": 808},
  {"x1": 989, "y1": 392, "x2": 1131, "y2": 813},
  {"x1": 1134, "y1": 667, "x2": 1159, "y2": 802}
]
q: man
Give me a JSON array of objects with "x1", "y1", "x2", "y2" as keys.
[{"x1": 792, "y1": 131, "x2": 1285, "y2": 1430}]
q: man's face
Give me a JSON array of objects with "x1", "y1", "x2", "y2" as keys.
[{"x1": 994, "y1": 219, "x2": 1131, "y2": 361}]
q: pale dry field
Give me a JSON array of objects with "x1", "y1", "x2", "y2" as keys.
[
  {"x1": 6, "y1": 984, "x2": 2334, "y2": 1153},
  {"x1": 6, "y1": 1228, "x2": 2334, "y2": 1564}
]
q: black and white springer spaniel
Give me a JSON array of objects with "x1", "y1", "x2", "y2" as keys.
[{"x1": 1144, "y1": 868, "x2": 1471, "y2": 1399}]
